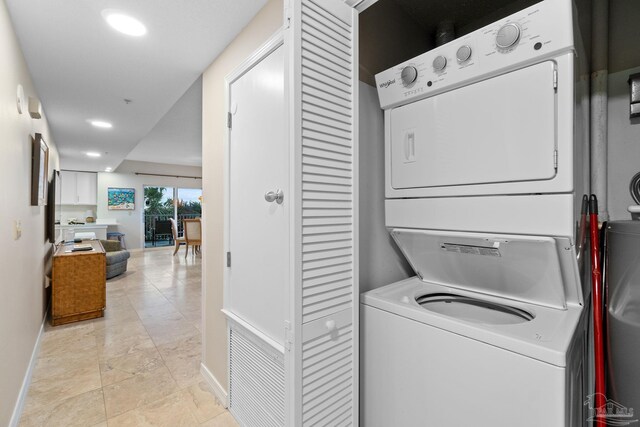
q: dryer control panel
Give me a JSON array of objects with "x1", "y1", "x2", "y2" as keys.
[{"x1": 375, "y1": 0, "x2": 574, "y2": 109}]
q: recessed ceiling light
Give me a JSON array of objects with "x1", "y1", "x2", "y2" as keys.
[
  {"x1": 86, "y1": 152, "x2": 101, "y2": 158},
  {"x1": 89, "y1": 119, "x2": 112, "y2": 129},
  {"x1": 105, "y1": 167, "x2": 113, "y2": 172},
  {"x1": 102, "y1": 10, "x2": 147, "y2": 37}
]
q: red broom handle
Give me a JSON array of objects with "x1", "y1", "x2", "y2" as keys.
[{"x1": 589, "y1": 194, "x2": 606, "y2": 426}]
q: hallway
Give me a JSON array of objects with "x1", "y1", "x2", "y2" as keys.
[{"x1": 19, "y1": 248, "x2": 237, "y2": 426}]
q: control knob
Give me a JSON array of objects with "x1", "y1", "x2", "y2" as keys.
[
  {"x1": 456, "y1": 45, "x2": 472, "y2": 62},
  {"x1": 432, "y1": 55, "x2": 447, "y2": 72},
  {"x1": 496, "y1": 23, "x2": 521, "y2": 49},
  {"x1": 400, "y1": 66, "x2": 418, "y2": 86}
]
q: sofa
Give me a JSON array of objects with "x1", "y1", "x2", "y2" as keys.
[{"x1": 100, "y1": 239, "x2": 130, "y2": 279}]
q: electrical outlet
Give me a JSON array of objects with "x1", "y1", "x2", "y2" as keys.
[{"x1": 14, "y1": 220, "x2": 22, "y2": 240}]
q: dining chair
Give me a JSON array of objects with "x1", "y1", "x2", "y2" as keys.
[
  {"x1": 153, "y1": 219, "x2": 173, "y2": 246},
  {"x1": 183, "y1": 218, "x2": 202, "y2": 257},
  {"x1": 170, "y1": 218, "x2": 186, "y2": 256}
]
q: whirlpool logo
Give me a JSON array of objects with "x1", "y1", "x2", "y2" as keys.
[{"x1": 379, "y1": 79, "x2": 395, "y2": 89}]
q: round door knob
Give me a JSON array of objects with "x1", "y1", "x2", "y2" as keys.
[
  {"x1": 400, "y1": 66, "x2": 418, "y2": 86},
  {"x1": 456, "y1": 45, "x2": 472, "y2": 62},
  {"x1": 264, "y1": 189, "x2": 284, "y2": 204},
  {"x1": 496, "y1": 23, "x2": 521, "y2": 49},
  {"x1": 433, "y1": 55, "x2": 447, "y2": 72}
]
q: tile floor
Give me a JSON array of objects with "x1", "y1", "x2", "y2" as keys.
[{"x1": 20, "y1": 247, "x2": 238, "y2": 427}]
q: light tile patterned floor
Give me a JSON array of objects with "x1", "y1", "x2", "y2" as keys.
[{"x1": 20, "y1": 247, "x2": 238, "y2": 427}]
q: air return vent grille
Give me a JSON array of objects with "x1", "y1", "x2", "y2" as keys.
[{"x1": 229, "y1": 323, "x2": 285, "y2": 427}]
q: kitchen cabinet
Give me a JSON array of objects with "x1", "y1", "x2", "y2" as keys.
[{"x1": 61, "y1": 170, "x2": 97, "y2": 205}]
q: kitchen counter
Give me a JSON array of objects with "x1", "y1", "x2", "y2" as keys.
[{"x1": 56, "y1": 224, "x2": 108, "y2": 240}]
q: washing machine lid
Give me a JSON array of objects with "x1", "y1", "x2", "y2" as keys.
[{"x1": 390, "y1": 228, "x2": 582, "y2": 309}]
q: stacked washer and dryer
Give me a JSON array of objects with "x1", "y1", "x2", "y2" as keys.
[{"x1": 361, "y1": 1, "x2": 590, "y2": 426}]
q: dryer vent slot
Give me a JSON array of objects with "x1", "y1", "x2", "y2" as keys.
[{"x1": 441, "y1": 242, "x2": 501, "y2": 257}]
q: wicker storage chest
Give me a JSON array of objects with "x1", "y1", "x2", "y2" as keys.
[{"x1": 52, "y1": 240, "x2": 106, "y2": 326}]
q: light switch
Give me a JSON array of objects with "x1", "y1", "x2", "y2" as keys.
[{"x1": 14, "y1": 220, "x2": 22, "y2": 240}]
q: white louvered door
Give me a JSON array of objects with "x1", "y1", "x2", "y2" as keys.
[{"x1": 286, "y1": 0, "x2": 358, "y2": 425}]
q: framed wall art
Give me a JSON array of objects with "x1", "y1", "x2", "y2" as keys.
[
  {"x1": 108, "y1": 187, "x2": 135, "y2": 210},
  {"x1": 31, "y1": 133, "x2": 49, "y2": 206}
]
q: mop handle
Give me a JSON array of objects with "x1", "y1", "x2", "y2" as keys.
[{"x1": 589, "y1": 194, "x2": 606, "y2": 427}]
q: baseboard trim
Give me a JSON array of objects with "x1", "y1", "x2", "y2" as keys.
[
  {"x1": 9, "y1": 316, "x2": 46, "y2": 427},
  {"x1": 200, "y1": 363, "x2": 228, "y2": 408}
]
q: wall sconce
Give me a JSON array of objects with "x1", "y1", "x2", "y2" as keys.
[
  {"x1": 629, "y1": 72, "x2": 640, "y2": 119},
  {"x1": 28, "y1": 96, "x2": 42, "y2": 119},
  {"x1": 16, "y1": 84, "x2": 25, "y2": 114}
]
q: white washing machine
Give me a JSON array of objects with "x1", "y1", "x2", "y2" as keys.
[{"x1": 361, "y1": 229, "x2": 586, "y2": 426}]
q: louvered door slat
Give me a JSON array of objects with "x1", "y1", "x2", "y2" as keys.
[
  {"x1": 303, "y1": 279, "x2": 352, "y2": 297},
  {"x1": 302, "y1": 90, "x2": 353, "y2": 118},
  {"x1": 303, "y1": 139, "x2": 352, "y2": 158},
  {"x1": 303, "y1": 299, "x2": 352, "y2": 322},
  {"x1": 302, "y1": 247, "x2": 352, "y2": 261},
  {"x1": 302, "y1": 85, "x2": 351, "y2": 111},
  {"x1": 304, "y1": 0, "x2": 351, "y2": 33},
  {"x1": 303, "y1": 128, "x2": 352, "y2": 147},
  {"x1": 302, "y1": 173, "x2": 351, "y2": 187},
  {"x1": 303, "y1": 224, "x2": 352, "y2": 235},
  {"x1": 302, "y1": 183, "x2": 352, "y2": 195},
  {"x1": 302, "y1": 59, "x2": 352, "y2": 90},
  {"x1": 302, "y1": 109, "x2": 352, "y2": 133},
  {"x1": 301, "y1": 8, "x2": 351, "y2": 46}
]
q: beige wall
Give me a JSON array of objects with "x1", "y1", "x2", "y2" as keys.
[
  {"x1": 0, "y1": 1, "x2": 59, "y2": 424},
  {"x1": 201, "y1": 0, "x2": 283, "y2": 393}
]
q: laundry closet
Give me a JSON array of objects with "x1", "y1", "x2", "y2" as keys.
[{"x1": 221, "y1": 0, "x2": 594, "y2": 425}]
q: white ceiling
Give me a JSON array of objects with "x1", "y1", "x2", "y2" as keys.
[
  {"x1": 6, "y1": 0, "x2": 268, "y2": 172},
  {"x1": 126, "y1": 76, "x2": 203, "y2": 167}
]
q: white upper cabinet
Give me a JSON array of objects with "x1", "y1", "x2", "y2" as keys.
[
  {"x1": 76, "y1": 172, "x2": 97, "y2": 204},
  {"x1": 61, "y1": 170, "x2": 97, "y2": 205}
]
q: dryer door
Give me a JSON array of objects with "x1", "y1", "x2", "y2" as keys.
[{"x1": 389, "y1": 61, "x2": 557, "y2": 190}]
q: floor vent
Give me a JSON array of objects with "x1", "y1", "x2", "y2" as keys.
[{"x1": 229, "y1": 323, "x2": 285, "y2": 427}]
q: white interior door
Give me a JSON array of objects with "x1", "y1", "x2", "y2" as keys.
[{"x1": 228, "y1": 44, "x2": 288, "y2": 345}]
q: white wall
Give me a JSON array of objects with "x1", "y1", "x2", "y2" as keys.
[
  {"x1": 358, "y1": 82, "x2": 413, "y2": 292},
  {"x1": 0, "y1": 2, "x2": 59, "y2": 424},
  {"x1": 607, "y1": 66, "x2": 640, "y2": 220},
  {"x1": 96, "y1": 161, "x2": 202, "y2": 250},
  {"x1": 201, "y1": 0, "x2": 283, "y2": 394},
  {"x1": 61, "y1": 204, "x2": 96, "y2": 224},
  {"x1": 606, "y1": 0, "x2": 640, "y2": 220}
]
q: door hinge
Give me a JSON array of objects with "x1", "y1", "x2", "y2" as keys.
[
  {"x1": 227, "y1": 112, "x2": 232, "y2": 129},
  {"x1": 284, "y1": 1, "x2": 291, "y2": 29},
  {"x1": 553, "y1": 149, "x2": 558, "y2": 170},
  {"x1": 226, "y1": 251, "x2": 231, "y2": 267},
  {"x1": 553, "y1": 69, "x2": 558, "y2": 91},
  {"x1": 284, "y1": 321, "x2": 293, "y2": 351}
]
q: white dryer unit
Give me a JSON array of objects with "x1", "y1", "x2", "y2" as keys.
[
  {"x1": 361, "y1": 229, "x2": 586, "y2": 427},
  {"x1": 375, "y1": 0, "x2": 589, "y2": 237}
]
